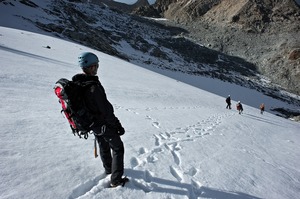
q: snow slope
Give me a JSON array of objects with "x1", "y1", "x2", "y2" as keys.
[
  {"x1": 0, "y1": 26, "x2": 300, "y2": 199},
  {"x1": 1, "y1": 0, "x2": 300, "y2": 117}
]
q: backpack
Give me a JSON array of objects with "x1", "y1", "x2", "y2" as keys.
[{"x1": 54, "y1": 78, "x2": 96, "y2": 139}]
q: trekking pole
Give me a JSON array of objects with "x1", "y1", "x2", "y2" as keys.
[{"x1": 94, "y1": 138, "x2": 98, "y2": 158}]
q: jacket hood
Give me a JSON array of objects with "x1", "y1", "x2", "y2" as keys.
[{"x1": 72, "y1": 73, "x2": 99, "y2": 82}]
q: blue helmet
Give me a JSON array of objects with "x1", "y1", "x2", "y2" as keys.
[{"x1": 78, "y1": 52, "x2": 99, "y2": 68}]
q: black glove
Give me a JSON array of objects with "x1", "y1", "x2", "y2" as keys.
[
  {"x1": 117, "y1": 126, "x2": 125, "y2": 136},
  {"x1": 116, "y1": 119, "x2": 125, "y2": 136}
]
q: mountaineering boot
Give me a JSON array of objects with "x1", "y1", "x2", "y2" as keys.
[
  {"x1": 109, "y1": 176, "x2": 129, "y2": 188},
  {"x1": 105, "y1": 170, "x2": 112, "y2": 175}
]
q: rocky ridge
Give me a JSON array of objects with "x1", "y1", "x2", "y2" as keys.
[{"x1": 134, "y1": 0, "x2": 300, "y2": 96}]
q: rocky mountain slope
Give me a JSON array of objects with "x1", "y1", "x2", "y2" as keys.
[
  {"x1": 0, "y1": 0, "x2": 299, "y2": 118},
  {"x1": 134, "y1": 0, "x2": 300, "y2": 96},
  {"x1": 90, "y1": 0, "x2": 149, "y2": 13}
]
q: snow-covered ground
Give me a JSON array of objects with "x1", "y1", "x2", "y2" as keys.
[{"x1": 0, "y1": 25, "x2": 300, "y2": 199}]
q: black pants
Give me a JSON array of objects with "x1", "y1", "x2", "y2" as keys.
[{"x1": 93, "y1": 126, "x2": 124, "y2": 184}]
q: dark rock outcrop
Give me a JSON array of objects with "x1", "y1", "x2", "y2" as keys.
[{"x1": 138, "y1": 0, "x2": 300, "y2": 95}]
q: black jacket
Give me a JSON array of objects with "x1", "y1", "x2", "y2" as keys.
[
  {"x1": 226, "y1": 97, "x2": 231, "y2": 104},
  {"x1": 72, "y1": 74, "x2": 118, "y2": 128}
]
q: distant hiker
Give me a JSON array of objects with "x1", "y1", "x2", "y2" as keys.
[
  {"x1": 236, "y1": 101, "x2": 243, "y2": 114},
  {"x1": 226, "y1": 95, "x2": 231, "y2": 109},
  {"x1": 260, "y1": 103, "x2": 265, "y2": 114},
  {"x1": 74, "y1": 52, "x2": 127, "y2": 187}
]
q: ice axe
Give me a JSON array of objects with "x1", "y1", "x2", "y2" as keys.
[{"x1": 94, "y1": 138, "x2": 98, "y2": 158}]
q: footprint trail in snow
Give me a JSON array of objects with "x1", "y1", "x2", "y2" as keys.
[{"x1": 127, "y1": 106, "x2": 232, "y2": 198}]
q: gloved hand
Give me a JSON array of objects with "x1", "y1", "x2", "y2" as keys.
[
  {"x1": 117, "y1": 126, "x2": 125, "y2": 135},
  {"x1": 116, "y1": 118, "x2": 125, "y2": 136}
]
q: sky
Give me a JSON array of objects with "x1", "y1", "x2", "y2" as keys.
[
  {"x1": 114, "y1": 0, "x2": 156, "y2": 5},
  {"x1": 1, "y1": 26, "x2": 300, "y2": 199},
  {"x1": 0, "y1": 1, "x2": 300, "y2": 199}
]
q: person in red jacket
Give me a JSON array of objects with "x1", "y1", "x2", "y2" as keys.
[
  {"x1": 236, "y1": 101, "x2": 243, "y2": 114},
  {"x1": 260, "y1": 103, "x2": 265, "y2": 114}
]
